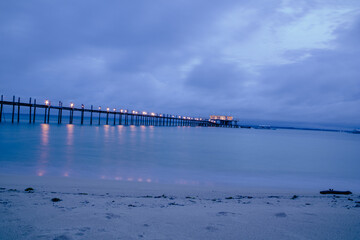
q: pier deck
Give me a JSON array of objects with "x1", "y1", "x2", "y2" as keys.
[{"x1": 0, "y1": 95, "x2": 238, "y2": 128}]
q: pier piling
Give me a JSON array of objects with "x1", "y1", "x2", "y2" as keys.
[
  {"x1": 98, "y1": 107, "x2": 101, "y2": 125},
  {"x1": 44, "y1": 105, "x2": 47, "y2": 124},
  {"x1": 29, "y1": 98, "x2": 32, "y2": 123},
  {"x1": 12, "y1": 96, "x2": 15, "y2": 123},
  {"x1": 113, "y1": 110, "x2": 116, "y2": 125},
  {"x1": 57, "y1": 101, "x2": 61, "y2": 124},
  {"x1": 81, "y1": 104, "x2": 84, "y2": 125},
  {"x1": 106, "y1": 110, "x2": 109, "y2": 125},
  {"x1": 17, "y1": 97, "x2": 20, "y2": 123},
  {"x1": 33, "y1": 99, "x2": 36, "y2": 123},
  {"x1": 47, "y1": 106, "x2": 50, "y2": 124},
  {"x1": 69, "y1": 107, "x2": 73, "y2": 124},
  {"x1": 90, "y1": 105, "x2": 93, "y2": 125},
  {"x1": 60, "y1": 102, "x2": 63, "y2": 124}
]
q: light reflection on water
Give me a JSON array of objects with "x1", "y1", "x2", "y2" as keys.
[
  {"x1": 64, "y1": 124, "x2": 74, "y2": 177},
  {"x1": 37, "y1": 124, "x2": 50, "y2": 176},
  {"x1": 0, "y1": 124, "x2": 360, "y2": 190},
  {"x1": 66, "y1": 124, "x2": 74, "y2": 146},
  {"x1": 41, "y1": 124, "x2": 49, "y2": 146}
]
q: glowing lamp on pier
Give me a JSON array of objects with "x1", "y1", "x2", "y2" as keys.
[
  {"x1": 172, "y1": 115, "x2": 175, "y2": 118},
  {"x1": 99, "y1": 106, "x2": 101, "y2": 110},
  {"x1": 70, "y1": 103, "x2": 74, "y2": 108},
  {"x1": 183, "y1": 116, "x2": 186, "y2": 119},
  {"x1": 107, "y1": 107, "x2": 110, "y2": 112},
  {"x1": 113, "y1": 108, "x2": 116, "y2": 112},
  {"x1": 124, "y1": 110, "x2": 128, "y2": 113},
  {"x1": 45, "y1": 100, "x2": 49, "y2": 106},
  {"x1": 159, "y1": 114, "x2": 162, "y2": 117},
  {"x1": 142, "y1": 111, "x2": 147, "y2": 115},
  {"x1": 151, "y1": 112, "x2": 155, "y2": 116}
]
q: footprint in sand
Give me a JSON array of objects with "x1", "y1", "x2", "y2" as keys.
[
  {"x1": 206, "y1": 226, "x2": 218, "y2": 232},
  {"x1": 105, "y1": 213, "x2": 122, "y2": 219},
  {"x1": 79, "y1": 227, "x2": 91, "y2": 232},
  {"x1": 275, "y1": 212, "x2": 287, "y2": 217},
  {"x1": 216, "y1": 211, "x2": 237, "y2": 216},
  {"x1": 53, "y1": 234, "x2": 72, "y2": 240}
]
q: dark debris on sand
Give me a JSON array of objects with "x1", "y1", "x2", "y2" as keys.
[
  {"x1": 291, "y1": 195, "x2": 298, "y2": 200},
  {"x1": 25, "y1": 187, "x2": 34, "y2": 193}
]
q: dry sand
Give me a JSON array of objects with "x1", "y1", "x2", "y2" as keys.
[{"x1": 0, "y1": 175, "x2": 359, "y2": 240}]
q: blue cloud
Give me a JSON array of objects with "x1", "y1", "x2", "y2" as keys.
[{"x1": 0, "y1": 0, "x2": 359, "y2": 127}]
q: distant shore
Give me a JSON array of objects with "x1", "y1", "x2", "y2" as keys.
[{"x1": 1, "y1": 174, "x2": 359, "y2": 240}]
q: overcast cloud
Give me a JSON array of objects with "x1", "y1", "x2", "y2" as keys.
[{"x1": 1, "y1": 0, "x2": 359, "y2": 127}]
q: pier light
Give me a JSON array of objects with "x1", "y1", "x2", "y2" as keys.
[
  {"x1": 187, "y1": 117, "x2": 191, "y2": 120},
  {"x1": 159, "y1": 114, "x2": 162, "y2": 117},
  {"x1": 132, "y1": 110, "x2": 136, "y2": 114},
  {"x1": 113, "y1": 108, "x2": 116, "y2": 111},
  {"x1": 70, "y1": 103, "x2": 74, "y2": 108},
  {"x1": 172, "y1": 115, "x2": 175, "y2": 118},
  {"x1": 45, "y1": 100, "x2": 49, "y2": 106},
  {"x1": 200, "y1": 118, "x2": 202, "y2": 120},
  {"x1": 99, "y1": 106, "x2": 101, "y2": 110},
  {"x1": 151, "y1": 112, "x2": 155, "y2": 116},
  {"x1": 178, "y1": 116, "x2": 181, "y2": 119},
  {"x1": 135, "y1": 111, "x2": 138, "y2": 114},
  {"x1": 142, "y1": 111, "x2": 147, "y2": 115},
  {"x1": 107, "y1": 107, "x2": 110, "y2": 112},
  {"x1": 183, "y1": 116, "x2": 186, "y2": 119},
  {"x1": 120, "y1": 109, "x2": 123, "y2": 113},
  {"x1": 124, "y1": 110, "x2": 128, "y2": 113}
]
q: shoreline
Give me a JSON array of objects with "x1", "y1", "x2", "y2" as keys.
[{"x1": 1, "y1": 174, "x2": 359, "y2": 239}]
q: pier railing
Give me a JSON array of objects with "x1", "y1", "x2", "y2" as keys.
[{"x1": 0, "y1": 95, "x2": 237, "y2": 127}]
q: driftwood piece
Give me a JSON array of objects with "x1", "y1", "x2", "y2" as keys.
[{"x1": 320, "y1": 189, "x2": 352, "y2": 195}]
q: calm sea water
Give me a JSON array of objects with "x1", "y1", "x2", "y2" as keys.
[{"x1": 0, "y1": 121, "x2": 359, "y2": 191}]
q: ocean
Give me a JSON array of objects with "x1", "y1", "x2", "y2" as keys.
[{"x1": 0, "y1": 119, "x2": 359, "y2": 191}]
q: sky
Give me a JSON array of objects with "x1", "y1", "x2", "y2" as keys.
[{"x1": 1, "y1": 0, "x2": 360, "y2": 128}]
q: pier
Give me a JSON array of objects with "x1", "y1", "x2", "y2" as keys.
[{"x1": 0, "y1": 95, "x2": 238, "y2": 128}]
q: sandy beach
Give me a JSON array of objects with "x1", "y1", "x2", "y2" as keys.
[{"x1": 1, "y1": 175, "x2": 359, "y2": 240}]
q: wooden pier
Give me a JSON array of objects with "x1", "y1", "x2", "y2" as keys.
[{"x1": 0, "y1": 95, "x2": 238, "y2": 128}]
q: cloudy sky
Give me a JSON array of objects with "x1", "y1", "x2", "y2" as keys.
[{"x1": 1, "y1": 0, "x2": 360, "y2": 127}]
